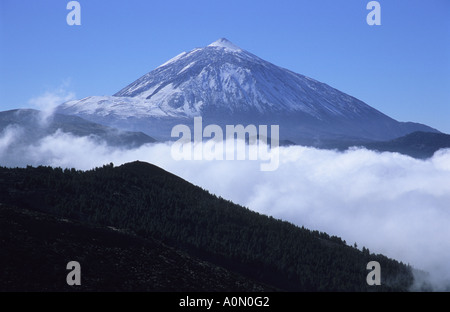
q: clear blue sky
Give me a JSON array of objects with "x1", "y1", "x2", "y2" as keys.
[{"x1": 1, "y1": 0, "x2": 449, "y2": 132}]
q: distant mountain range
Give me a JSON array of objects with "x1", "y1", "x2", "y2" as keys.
[
  {"x1": 359, "y1": 131, "x2": 450, "y2": 159},
  {"x1": 318, "y1": 131, "x2": 450, "y2": 159},
  {"x1": 57, "y1": 38, "x2": 439, "y2": 146},
  {"x1": 0, "y1": 109, "x2": 155, "y2": 148}
]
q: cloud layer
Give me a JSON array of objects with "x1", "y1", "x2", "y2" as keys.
[{"x1": 1, "y1": 127, "x2": 450, "y2": 290}]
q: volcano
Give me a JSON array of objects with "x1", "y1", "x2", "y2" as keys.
[{"x1": 57, "y1": 38, "x2": 438, "y2": 145}]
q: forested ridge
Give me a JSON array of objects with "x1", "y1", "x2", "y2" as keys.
[{"x1": 0, "y1": 161, "x2": 415, "y2": 291}]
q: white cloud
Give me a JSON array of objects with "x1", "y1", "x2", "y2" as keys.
[
  {"x1": 28, "y1": 83, "x2": 76, "y2": 125},
  {"x1": 0, "y1": 125, "x2": 23, "y2": 155},
  {"x1": 1, "y1": 129, "x2": 450, "y2": 290}
]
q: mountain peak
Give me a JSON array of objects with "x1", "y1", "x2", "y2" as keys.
[
  {"x1": 59, "y1": 39, "x2": 439, "y2": 144},
  {"x1": 207, "y1": 38, "x2": 242, "y2": 52}
]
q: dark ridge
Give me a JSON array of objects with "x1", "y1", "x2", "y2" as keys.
[
  {"x1": 0, "y1": 161, "x2": 417, "y2": 291},
  {"x1": 364, "y1": 131, "x2": 450, "y2": 158},
  {"x1": 343, "y1": 131, "x2": 450, "y2": 159},
  {"x1": 0, "y1": 205, "x2": 273, "y2": 292}
]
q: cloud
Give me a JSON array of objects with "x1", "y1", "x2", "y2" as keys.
[
  {"x1": 0, "y1": 125, "x2": 23, "y2": 156},
  {"x1": 28, "y1": 83, "x2": 76, "y2": 125},
  {"x1": 1, "y1": 129, "x2": 450, "y2": 290}
]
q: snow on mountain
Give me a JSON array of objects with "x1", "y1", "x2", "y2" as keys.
[
  {"x1": 112, "y1": 37, "x2": 373, "y2": 119},
  {"x1": 61, "y1": 96, "x2": 179, "y2": 118},
  {"x1": 57, "y1": 38, "x2": 439, "y2": 144},
  {"x1": 207, "y1": 38, "x2": 243, "y2": 52}
]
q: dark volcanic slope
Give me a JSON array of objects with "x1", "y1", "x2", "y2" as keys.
[
  {"x1": 0, "y1": 161, "x2": 415, "y2": 291},
  {"x1": 0, "y1": 205, "x2": 273, "y2": 292}
]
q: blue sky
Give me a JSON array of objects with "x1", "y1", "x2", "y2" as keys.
[{"x1": 1, "y1": 0, "x2": 449, "y2": 132}]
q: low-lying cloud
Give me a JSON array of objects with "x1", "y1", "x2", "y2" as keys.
[
  {"x1": 1, "y1": 127, "x2": 450, "y2": 290},
  {"x1": 28, "y1": 85, "x2": 75, "y2": 125}
]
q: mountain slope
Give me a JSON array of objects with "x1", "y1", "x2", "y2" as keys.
[
  {"x1": 0, "y1": 109, "x2": 156, "y2": 148},
  {"x1": 361, "y1": 131, "x2": 450, "y2": 159},
  {"x1": 0, "y1": 204, "x2": 273, "y2": 292},
  {"x1": 0, "y1": 161, "x2": 416, "y2": 291},
  {"x1": 57, "y1": 38, "x2": 438, "y2": 144}
]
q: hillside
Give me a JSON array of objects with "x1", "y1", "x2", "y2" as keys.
[
  {"x1": 362, "y1": 132, "x2": 450, "y2": 159},
  {"x1": 0, "y1": 109, "x2": 155, "y2": 148},
  {"x1": 0, "y1": 161, "x2": 415, "y2": 291},
  {"x1": 0, "y1": 204, "x2": 272, "y2": 292}
]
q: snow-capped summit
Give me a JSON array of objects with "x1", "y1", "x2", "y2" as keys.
[
  {"x1": 57, "y1": 38, "x2": 438, "y2": 143},
  {"x1": 111, "y1": 38, "x2": 363, "y2": 118},
  {"x1": 207, "y1": 38, "x2": 242, "y2": 52}
]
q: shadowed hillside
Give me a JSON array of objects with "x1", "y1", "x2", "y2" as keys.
[{"x1": 0, "y1": 161, "x2": 415, "y2": 291}]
